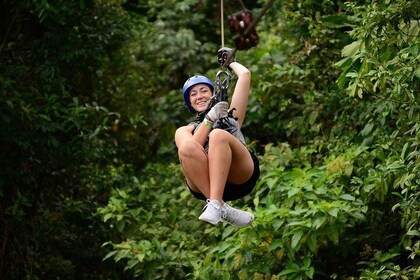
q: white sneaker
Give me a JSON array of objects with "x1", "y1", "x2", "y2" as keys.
[
  {"x1": 198, "y1": 199, "x2": 222, "y2": 225},
  {"x1": 221, "y1": 203, "x2": 254, "y2": 228}
]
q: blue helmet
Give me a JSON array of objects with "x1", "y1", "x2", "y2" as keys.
[{"x1": 182, "y1": 75, "x2": 214, "y2": 113}]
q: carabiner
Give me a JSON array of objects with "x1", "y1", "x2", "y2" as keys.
[{"x1": 216, "y1": 70, "x2": 232, "y2": 90}]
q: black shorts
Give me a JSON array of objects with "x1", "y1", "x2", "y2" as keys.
[{"x1": 186, "y1": 150, "x2": 260, "y2": 202}]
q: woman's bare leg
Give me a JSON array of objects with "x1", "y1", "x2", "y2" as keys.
[
  {"x1": 177, "y1": 138, "x2": 210, "y2": 199},
  {"x1": 207, "y1": 129, "x2": 254, "y2": 204}
]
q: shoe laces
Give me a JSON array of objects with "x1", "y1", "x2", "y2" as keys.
[
  {"x1": 221, "y1": 204, "x2": 239, "y2": 223},
  {"x1": 202, "y1": 199, "x2": 221, "y2": 212}
]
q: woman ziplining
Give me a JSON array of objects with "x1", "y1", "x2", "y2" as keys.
[
  {"x1": 174, "y1": 0, "x2": 274, "y2": 228},
  {"x1": 175, "y1": 48, "x2": 259, "y2": 228}
]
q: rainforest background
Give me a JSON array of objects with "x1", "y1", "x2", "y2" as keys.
[{"x1": 0, "y1": 0, "x2": 419, "y2": 279}]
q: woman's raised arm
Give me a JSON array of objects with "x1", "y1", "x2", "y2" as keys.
[{"x1": 228, "y1": 61, "x2": 251, "y2": 128}]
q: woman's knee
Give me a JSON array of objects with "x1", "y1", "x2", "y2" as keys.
[
  {"x1": 178, "y1": 139, "x2": 203, "y2": 158},
  {"x1": 208, "y1": 129, "x2": 231, "y2": 145}
]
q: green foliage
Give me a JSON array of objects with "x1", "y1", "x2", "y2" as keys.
[
  {"x1": 0, "y1": 0, "x2": 137, "y2": 278},
  {"x1": 99, "y1": 0, "x2": 419, "y2": 279},
  {"x1": 332, "y1": 2, "x2": 420, "y2": 276},
  {"x1": 243, "y1": 0, "x2": 354, "y2": 145},
  {"x1": 98, "y1": 162, "x2": 224, "y2": 279},
  {"x1": 1, "y1": 0, "x2": 419, "y2": 279},
  {"x1": 195, "y1": 143, "x2": 366, "y2": 279},
  {"x1": 358, "y1": 247, "x2": 419, "y2": 280},
  {"x1": 336, "y1": 0, "x2": 420, "y2": 101}
]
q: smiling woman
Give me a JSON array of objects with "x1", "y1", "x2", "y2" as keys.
[
  {"x1": 174, "y1": 50, "x2": 260, "y2": 228},
  {"x1": 190, "y1": 84, "x2": 212, "y2": 110},
  {"x1": 182, "y1": 75, "x2": 215, "y2": 113}
]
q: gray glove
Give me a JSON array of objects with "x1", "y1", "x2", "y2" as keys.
[{"x1": 205, "y1": 101, "x2": 229, "y2": 123}]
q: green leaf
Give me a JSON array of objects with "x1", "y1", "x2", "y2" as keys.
[
  {"x1": 342, "y1": 40, "x2": 362, "y2": 57},
  {"x1": 291, "y1": 231, "x2": 304, "y2": 249},
  {"x1": 334, "y1": 56, "x2": 352, "y2": 69},
  {"x1": 287, "y1": 168, "x2": 306, "y2": 181},
  {"x1": 320, "y1": 14, "x2": 352, "y2": 28},
  {"x1": 400, "y1": 142, "x2": 409, "y2": 159},
  {"x1": 278, "y1": 268, "x2": 299, "y2": 276},
  {"x1": 126, "y1": 260, "x2": 137, "y2": 270},
  {"x1": 361, "y1": 123, "x2": 374, "y2": 136},
  {"x1": 387, "y1": 161, "x2": 404, "y2": 170},
  {"x1": 307, "y1": 234, "x2": 318, "y2": 253},
  {"x1": 303, "y1": 256, "x2": 311, "y2": 267},
  {"x1": 115, "y1": 251, "x2": 129, "y2": 262},
  {"x1": 103, "y1": 250, "x2": 117, "y2": 261},
  {"x1": 328, "y1": 208, "x2": 339, "y2": 217},
  {"x1": 253, "y1": 196, "x2": 259, "y2": 207},
  {"x1": 273, "y1": 219, "x2": 285, "y2": 230},
  {"x1": 346, "y1": 71, "x2": 359, "y2": 78},
  {"x1": 305, "y1": 267, "x2": 315, "y2": 278},
  {"x1": 288, "y1": 188, "x2": 300, "y2": 198},
  {"x1": 308, "y1": 110, "x2": 318, "y2": 125},
  {"x1": 313, "y1": 216, "x2": 327, "y2": 229},
  {"x1": 339, "y1": 194, "x2": 355, "y2": 201},
  {"x1": 303, "y1": 192, "x2": 318, "y2": 200},
  {"x1": 406, "y1": 230, "x2": 420, "y2": 237},
  {"x1": 269, "y1": 239, "x2": 283, "y2": 252},
  {"x1": 103, "y1": 213, "x2": 113, "y2": 222},
  {"x1": 224, "y1": 244, "x2": 241, "y2": 259}
]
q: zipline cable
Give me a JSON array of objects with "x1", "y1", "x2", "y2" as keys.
[{"x1": 221, "y1": 0, "x2": 225, "y2": 47}]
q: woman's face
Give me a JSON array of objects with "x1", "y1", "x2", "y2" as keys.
[{"x1": 189, "y1": 84, "x2": 212, "y2": 113}]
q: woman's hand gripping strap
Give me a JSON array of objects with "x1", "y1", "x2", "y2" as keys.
[{"x1": 205, "y1": 101, "x2": 229, "y2": 126}]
